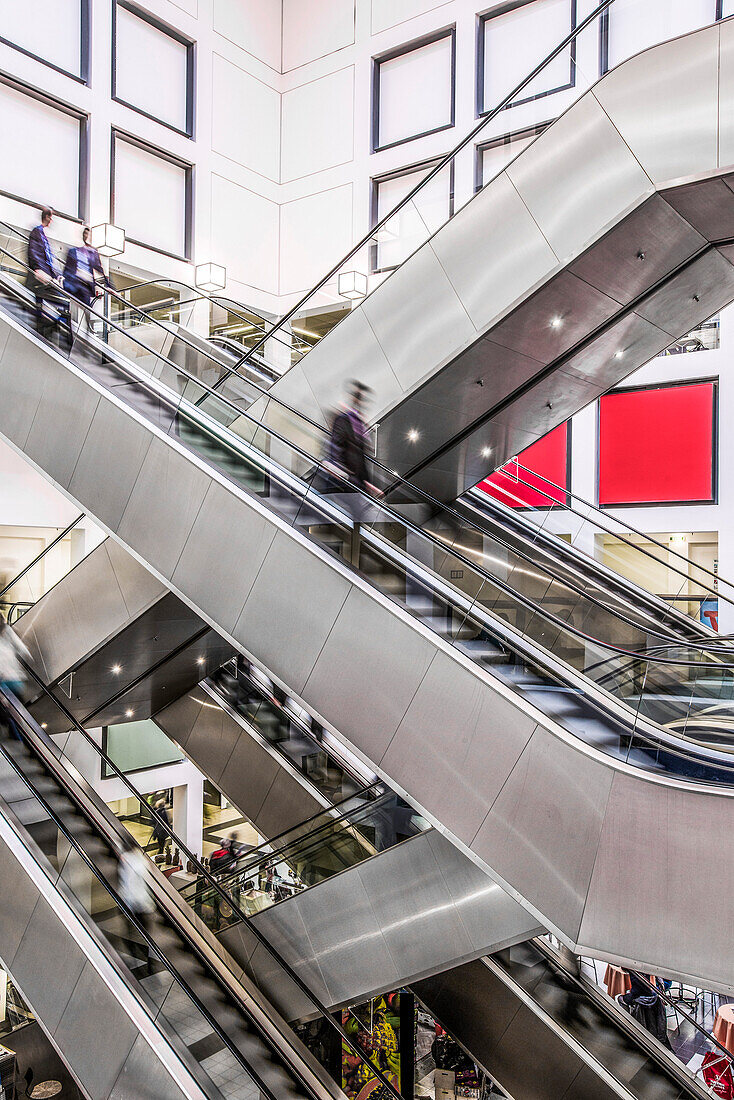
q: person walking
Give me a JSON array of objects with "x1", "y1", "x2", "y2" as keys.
[
  {"x1": 0, "y1": 616, "x2": 31, "y2": 741},
  {"x1": 27, "y1": 208, "x2": 71, "y2": 346},
  {"x1": 326, "y1": 381, "x2": 383, "y2": 566},
  {"x1": 63, "y1": 225, "x2": 114, "y2": 333},
  {"x1": 118, "y1": 834, "x2": 156, "y2": 970},
  {"x1": 150, "y1": 796, "x2": 171, "y2": 856}
]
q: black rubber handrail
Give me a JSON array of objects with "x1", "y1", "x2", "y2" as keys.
[
  {"x1": 17, "y1": 664, "x2": 403, "y2": 1100},
  {"x1": 233, "y1": 0, "x2": 616, "y2": 371},
  {"x1": 0, "y1": 691, "x2": 288, "y2": 1100},
  {"x1": 0, "y1": 513, "x2": 85, "y2": 604}
]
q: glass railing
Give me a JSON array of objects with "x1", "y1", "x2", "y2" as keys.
[
  {"x1": 6, "y1": 671, "x2": 401, "y2": 1100},
  {"x1": 472, "y1": 459, "x2": 733, "y2": 630},
  {"x1": 209, "y1": 658, "x2": 372, "y2": 806},
  {"x1": 233, "y1": 0, "x2": 615, "y2": 373},
  {"x1": 181, "y1": 788, "x2": 429, "y2": 932},
  {"x1": 0, "y1": 513, "x2": 105, "y2": 625},
  {"x1": 3, "y1": 227, "x2": 734, "y2": 785}
]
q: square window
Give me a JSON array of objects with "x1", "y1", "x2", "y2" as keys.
[
  {"x1": 605, "y1": 0, "x2": 715, "y2": 71},
  {"x1": 113, "y1": 133, "x2": 192, "y2": 259},
  {"x1": 475, "y1": 123, "x2": 549, "y2": 191},
  {"x1": 479, "y1": 0, "x2": 575, "y2": 115},
  {"x1": 0, "y1": 0, "x2": 89, "y2": 81},
  {"x1": 371, "y1": 160, "x2": 453, "y2": 271},
  {"x1": 373, "y1": 30, "x2": 455, "y2": 152},
  {"x1": 113, "y1": 2, "x2": 194, "y2": 136}
]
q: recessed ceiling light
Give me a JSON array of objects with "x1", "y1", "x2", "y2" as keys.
[
  {"x1": 112, "y1": 664, "x2": 122, "y2": 675},
  {"x1": 407, "y1": 429, "x2": 420, "y2": 442},
  {"x1": 615, "y1": 350, "x2": 624, "y2": 360},
  {"x1": 197, "y1": 656, "x2": 205, "y2": 665},
  {"x1": 125, "y1": 709, "x2": 134, "y2": 718},
  {"x1": 481, "y1": 446, "x2": 492, "y2": 458},
  {"x1": 550, "y1": 316, "x2": 562, "y2": 329},
  {"x1": 41, "y1": 723, "x2": 47, "y2": 729}
]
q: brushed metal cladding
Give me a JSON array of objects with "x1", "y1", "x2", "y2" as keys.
[
  {"x1": 593, "y1": 23, "x2": 720, "y2": 186},
  {"x1": 720, "y1": 18, "x2": 734, "y2": 169},
  {"x1": 243, "y1": 831, "x2": 539, "y2": 1012},
  {"x1": 361, "y1": 243, "x2": 476, "y2": 395},
  {"x1": 23, "y1": 366, "x2": 101, "y2": 491},
  {"x1": 7, "y1": 315, "x2": 734, "y2": 986},
  {"x1": 504, "y1": 90, "x2": 653, "y2": 264},
  {"x1": 634, "y1": 248, "x2": 734, "y2": 336},
  {"x1": 171, "y1": 478, "x2": 277, "y2": 634},
  {"x1": 154, "y1": 689, "x2": 325, "y2": 834},
  {"x1": 567, "y1": 194, "x2": 707, "y2": 305},
  {"x1": 472, "y1": 727, "x2": 615, "y2": 943},
  {"x1": 429, "y1": 171, "x2": 559, "y2": 334},
  {"x1": 662, "y1": 174, "x2": 734, "y2": 241},
  {"x1": 68, "y1": 401, "x2": 153, "y2": 530}
]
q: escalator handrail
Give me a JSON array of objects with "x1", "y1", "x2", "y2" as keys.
[
  {"x1": 0, "y1": 230, "x2": 723, "y2": 661},
  {"x1": 17, "y1": 663, "x2": 403, "y2": 1100},
  {"x1": 231, "y1": 0, "x2": 616, "y2": 372},
  {"x1": 506, "y1": 458, "x2": 732, "y2": 602},
  {"x1": 0, "y1": 512, "x2": 85, "y2": 602},
  {"x1": 183, "y1": 786, "x2": 395, "y2": 907},
  {"x1": 0, "y1": 689, "x2": 290, "y2": 1100}
]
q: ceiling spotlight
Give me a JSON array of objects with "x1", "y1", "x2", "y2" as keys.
[
  {"x1": 125, "y1": 709, "x2": 134, "y2": 718},
  {"x1": 481, "y1": 446, "x2": 492, "y2": 458},
  {"x1": 197, "y1": 656, "x2": 206, "y2": 666},
  {"x1": 407, "y1": 429, "x2": 420, "y2": 442},
  {"x1": 550, "y1": 316, "x2": 562, "y2": 329},
  {"x1": 112, "y1": 664, "x2": 122, "y2": 675},
  {"x1": 41, "y1": 723, "x2": 47, "y2": 729},
  {"x1": 615, "y1": 350, "x2": 624, "y2": 360}
]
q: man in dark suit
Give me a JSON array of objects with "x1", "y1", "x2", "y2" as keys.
[
  {"x1": 63, "y1": 225, "x2": 114, "y2": 332},
  {"x1": 27, "y1": 207, "x2": 71, "y2": 346}
]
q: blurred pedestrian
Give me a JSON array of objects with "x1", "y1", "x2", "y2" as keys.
[
  {"x1": 27, "y1": 208, "x2": 71, "y2": 346},
  {"x1": 150, "y1": 795, "x2": 171, "y2": 856},
  {"x1": 118, "y1": 834, "x2": 156, "y2": 969},
  {"x1": 63, "y1": 225, "x2": 114, "y2": 333},
  {"x1": 0, "y1": 616, "x2": 31, "y2": 741},
  {"x1": 326, "y1": 381, "x2": 383, "y2": 565}
]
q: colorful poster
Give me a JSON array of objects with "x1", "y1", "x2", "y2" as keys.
[{"x1": 342, "y1": 994, "x2": 401, "y2": 1100}]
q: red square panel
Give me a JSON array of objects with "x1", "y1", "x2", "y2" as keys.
[
  {"x1": 599, "y1": 382, "x2": 715, "y2": 506},
  {"x1": 477, "y1": 423, "x2": 568, "y2": 509}
]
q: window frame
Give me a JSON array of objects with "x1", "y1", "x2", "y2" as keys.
[
  {"x1": 112, "y1": 0, "x2": 196, "y2": 139},
  {"x1": 369, "y1": 155, "x2": 456, "y2": 274},
  {"x1": 0, "y1": 0, "x2": 90, "y2": 83},
  {"x1": 0, "y1": 71, "x2": 89, "y2": 221},
  {"x1": 371, "y1": 26, "x2": 457, "y2": 154},
  {"x1": 111, "y1": 129, "x2": 194, "y2": 261},
  {"x1": 476, "y1": 0, "x2": 577, "y2": 117},
  {"x1": 596, "y1": 377, "x2": 719, "y2": 509},
  {"x1": 474, "y1": 120, "x2": 551, "y2": 192},
  {"x1": 600, "y1": 0, "x2": 720, "y2": 75}
]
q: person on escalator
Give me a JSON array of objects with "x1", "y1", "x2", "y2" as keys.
[
  {"x1": 63, "y1": 225, "x2": 114, "y2": 333},
  {"x1": 118, "y1": 833, "x2": 156, "y2": 970},
  {"x1": 325, "y1": 381, "x2": 383, "y2": 566},
  {"x1": 150, "y1": 795, "x2": 172, "y2": 856},
  {"x1": 618, "y1": 971, "x2": 672, "y2": 1048},
  {"x1": 0, "y1": 617, "x2": 31, "y2": 741},
  {"x1": 27, "y1": 208, "x2": 72, "y2": 348}
]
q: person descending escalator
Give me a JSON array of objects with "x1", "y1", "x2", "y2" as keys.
[
  {"x1": 0, "y1": 617, "x2": 31, "y2": 741},
  {"x1": 150, "y1": 795, "x2": 171, "y2": 856},
  {"x1": 618, "y1": 971, "x2": 672, "y2": 1048},
  {"x1": 323, "y1": 381, "x2": 383, "y2": 567},
  {"x1": 117, "y1": 833, "x2": 156, "y2": 974}
]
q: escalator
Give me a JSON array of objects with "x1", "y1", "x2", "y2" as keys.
[
  {"x1": 414, "y1": 940, "x2": 713, "y2": 1100},
  {"x1": 2, "y1": 182, "x2": 734, "y2": 989},
  {"x1": 0, "y1": 680, "x2": 410, "y2": 1100},
  {"x1": 256, "y1": 13, "x2": 734, "y2": 502}
]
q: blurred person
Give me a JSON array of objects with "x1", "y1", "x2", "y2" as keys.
[
  {"x1": 0, "y1": 616, "x2": 31, "y2": 741},
  {"x1": 150, "y1": 795, "x2": 171, "y2": 856},
  {"x1": 326, "y1": 381, "x2": 383, "y2": 566},
  {"x1": 63, "y1": 225, "x2": 114, "y2": 332},
  {"x1": 118, "y1": 833, "x2": 156, "y2": 968},
  {"x1": 27, "y1": 208, "x2": 71, "y2": 346},
  {"x1": 618, "y1": 971, "x2": 671, "y2": 1048}
]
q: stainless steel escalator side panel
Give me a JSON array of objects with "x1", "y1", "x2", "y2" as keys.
[
  {"x1": 256, "y1": 21, "x2": 734, "y2": 501},
  {"x1": 153, "y1": 686, "x2": 328, "y2": 836},
  {"x1": 219, "y1": 828, "x2": 541, "y2": 1016},
  {"x1": 3, "y1": 313, "x2": 734, "y2": 990},
  {"x1": 0, "y1": 790, "x2": 206, "y2": 1100},
  {"x1": 16, "y1": 537, "x2": 167, "y2": 685}
]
